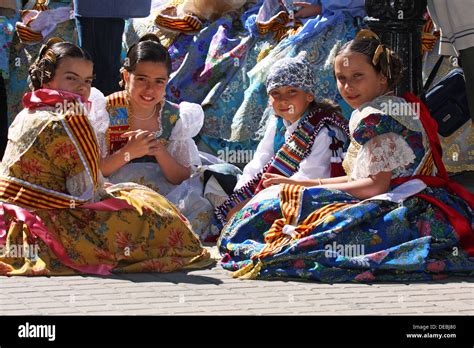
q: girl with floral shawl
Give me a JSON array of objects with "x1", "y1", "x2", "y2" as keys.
[{"x1": 0, "y1": 39, "x2": 211, "y2": 276}]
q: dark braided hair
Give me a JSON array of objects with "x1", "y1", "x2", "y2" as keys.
[{"x1": 28, "y1": 38, "x2": 92, "y2": 91}]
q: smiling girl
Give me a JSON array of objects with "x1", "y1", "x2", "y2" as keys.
[
  {"x1": 215, "y1": 54, "x2": 348, "y2": 224},
  {"x1": 101, "y1": 34, "x2": 203, "y2": 193},
  {"x1": 0, "y1": 38, "x2": 210, "y2": 276},
  {"x1": 217, "y1": 30, "x2": 474, "y2": 282}
]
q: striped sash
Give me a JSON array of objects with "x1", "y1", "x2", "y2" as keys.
[
  {"x1": 215, "y1": 107, "x2": 348, "y2": 225},
  {"x1": 232, "y1": 183, "x2": 353, "y2": 279},
  {"x1": 155, "y1": 7, "x2": 203, "y2": 33}
]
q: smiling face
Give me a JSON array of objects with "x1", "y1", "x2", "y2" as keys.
[
  {"x1": 123, "y1": 61, "x2": 169, "y2": 112},
  {"x1": 334, "y1": 51, "x2": 389, "y2": 109},
  {"x1": 268, "y1": 86, "x2": 314, "y2": 124},
  {"x1": 43, "y1": 57, "x2": 94, "y2": 100}
]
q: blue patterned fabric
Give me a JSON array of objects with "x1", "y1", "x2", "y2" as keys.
[
  {"x1": 160, "y1": 1, "x2": 365, "y2": 157},
  {"x1": 218, "y1": 185, "x2": 474, "y2": 282},
  {"x1": 226, "y1": 7, "x2": 363, "y2": 150},
  {"x1": 217, "y1": 104, "x2": 474, "y2": 282},
  {"x1": 0, "y1": 15, "x2": 17, "y2": 79}
]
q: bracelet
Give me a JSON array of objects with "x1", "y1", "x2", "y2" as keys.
[{"x1": 317, "y1": 178, "x2": 323, "y2": 186}]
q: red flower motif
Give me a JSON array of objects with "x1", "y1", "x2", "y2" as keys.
[
  {"x1": 94, "y1": 248, "x2": 115, "y2": 261},
  {"x1": 171, "y1": 256, "x2": 185, "y2": 269},
  {"x1": 293, "y1": 259, "x2": 306, "y2": 269},
  {"x1": 354, "y1": 270, "x2": 376, "y2": 282},
  {"x1": 52, "y1": 142, "x2": 79, "y2": 162},
  {"x1": 143, "y1": 259, "x2": 166, "y2": 272},
  {"x1": 18, "y1": 158, "x2": 42, "y2": 178},
  {"x1": 115, "y1": 230, "x2": 135, "y2": 251},
  {"x1": 168, "y1": 229, "x2": 185, "y2": 249},
  {"x1": 427, "y1": 260, "x2": 446, "y2": 273},
  {"x1": 418, "y1": 220, "x2": 431, "y2": 236},
  {"x1": 262, "y1": 210, "x2": 281, "y2": 224},
  {"x1": 363, "y1": 114, "x2": 380, "y2": 127},
  {"x1": 367, "y1": 250, "x2": 388, "y2": 264}
]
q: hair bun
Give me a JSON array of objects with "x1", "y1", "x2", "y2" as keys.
[
  {"x1": 138, "y1": 33, "x2": 162, "y2": 45},
  {"x1": 37, "y1": 37, "x2": 64, "y2": 61}
]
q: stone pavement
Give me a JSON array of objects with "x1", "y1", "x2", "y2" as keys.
[
  {"x1": 0, "y1": 246, "x2": 473, "y2": 316},
  {"x1": 0, "y1": 172, "x2": 473, "y2": 316}
]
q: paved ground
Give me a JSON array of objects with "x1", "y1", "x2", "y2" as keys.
[{"x1": 0, "y1": 172, "x2": 473, "y2": 315}]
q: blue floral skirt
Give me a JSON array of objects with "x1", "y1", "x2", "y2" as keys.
[{"x1": 218, "y1": 184, "x2": 474, "y2": 282}]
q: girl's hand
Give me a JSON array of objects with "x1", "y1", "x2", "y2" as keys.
[
  {"x1": 121, "y1": 130, "x2": 161, "y2": 160},
  {"x1": 261, "y1": 173, "x2": 294, "y2": 188},
  {"x1": 293, "y1": 2, "x2": 322, "y2": 18},
  {"x1": 147, "y1": 141, "x2": 168, "y2": 157}
]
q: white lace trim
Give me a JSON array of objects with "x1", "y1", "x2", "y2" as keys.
[
  {"x1": 66, "y1": 170, "x2": 108, "y2": 202},
  {"x1": 87, "y1": 87, "x2": 110, "y2": 158},
  {"x1": 351, "y1": 132, "x2": 416, "y2": 180},
  {"x1": 167, "y1": 102, "x2": 203, "y2": 168}
]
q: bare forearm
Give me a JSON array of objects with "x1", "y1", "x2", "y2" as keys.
[
  {"x1": 294, "y1": 175, "x2": 349, "y2": 187},
  {"x1": 154, "y1": 150, "x2": 191, "y2": 185},
  {"x1": 318, "y1": 175, "x2": 391, "y2": 200},
  {"x1": 100, "y1": 149, "x2": 130, "y2": 177}
]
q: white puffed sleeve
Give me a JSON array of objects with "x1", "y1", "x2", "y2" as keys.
[
  {"x1": 87, "y1": 87, "x2": 110, "y2": 158},
  {"x1": 351, "y1": 132, "x2": 416, "y2": 180},
  {"x1": 167, "y1": 102, "x2": 203, "y2": 168},
  {"x1": 234, "y1": 116, "x2": 277, "y2": 190}
]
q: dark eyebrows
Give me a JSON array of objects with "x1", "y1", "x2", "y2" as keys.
[
  {"x1": 134, "y1": 74, "x2": 166, "y2": 81},
  {"x1": 65, "y1": 71, "x2": 94, "y2": 79}
]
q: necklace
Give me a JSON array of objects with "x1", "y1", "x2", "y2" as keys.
[{"x1": 130, "y1": 104, "x2": 157, "y2": 121}]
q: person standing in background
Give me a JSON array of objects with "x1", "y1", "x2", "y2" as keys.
[
  {"x1": 427, "y1": 0, "x2": 474, "y2": 121},
  {"x1": 73, "y1": 0, "x2": 152, "y2": 95}
]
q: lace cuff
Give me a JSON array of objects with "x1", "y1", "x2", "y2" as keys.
[
  {"x1": 167, "y1": 139, "x2": 201, "y2": 168},
  {"x1": 351, "y1": 132, "x2": 416, "y2": 180}
]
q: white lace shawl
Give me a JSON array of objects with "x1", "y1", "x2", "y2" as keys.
[
  {"x1": 346, "y1": 96, "x2": 424, "y2": 180},
  {"x1": 350, "y1": 132, "x2": 416, "y2": 180}
]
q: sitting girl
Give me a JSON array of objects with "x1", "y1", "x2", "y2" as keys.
[
  {"x1": 101, "y1": 34, "x2": 203, "y2": 194},
  {"x1": 217, "y1": 30, "x2": 474, "y2": 282},
  {"x1": 215, "y1": 54, "x2": 349, "y2": 224},
  {"x1": 0, "y1": 38, "x2": 210, "y2": 276},
  {"x1": 99, "y1": 34, "x2": 223, "y2": 238}
]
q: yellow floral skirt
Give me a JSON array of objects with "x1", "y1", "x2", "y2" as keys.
[{"x1": 0, "y1": 186, "x2": 212, "y2": 276}]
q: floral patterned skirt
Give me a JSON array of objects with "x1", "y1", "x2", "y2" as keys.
[
  {"x1": 218, "y1": 184, "x2": 474, "y2": 282},
  {"x1": 0, "y1": 185, "x2": 212, "y2": 276}
]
